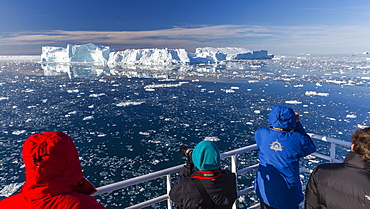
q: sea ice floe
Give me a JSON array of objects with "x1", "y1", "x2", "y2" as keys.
[
  {"x1": 82, "y1": 116, "x2": 94, "y2": 120},
  {"x1": 12, "y1": 130, "x2": 26, "y2": 135},
  {"x1": 116, "y1": 101, "x2": 145, "y2": 107},
  {"x1": 0, "y1": 97, "x2": 9, "y2": 101},
  {"x1": 24, "y1": 89, "x2": 35, "y2": 93},
  {"x1": 285, "y1": 100, "x2": 302, "y2": 104},
  {"x1": 346, "y1": 114, "x2": 357, "y2": 119},
  {"x1": 144, "y1": 82, "x2": 189, "y2": 89},
  {"x1": 68, "y1": 111, "x2": 78, "y2": 115},
  {"x1": 357, "y1": 124, "x2": 368, "y2": 129},
  {"x1": 0, "y1": 182, "x2": 24, "y2": 197},
  {"x1": 326, "y1": 80, "x2": 347, "y2": 85},
  {"x1": 305, "y1": 91, "x2": 329, "y2": 97},
  {"x1": 139, "y1": 131, "x2": 150, "y2": 136},
  {"x1": 67, "y1": 89, "x2": 79, "y2": 93},
  {"x1": 151, "y1": 159, "x2": 160, "y2": 165},
  {"x1": 89, "y1": 93, "x2": 106, "y2": 97},
  {"x1": 224, "y1": 89, "x2": 235, "y2": 93}
]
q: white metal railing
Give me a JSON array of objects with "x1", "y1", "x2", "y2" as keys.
[{"x1": 92, "y1": 133, "x2": 351, "y2": 208}]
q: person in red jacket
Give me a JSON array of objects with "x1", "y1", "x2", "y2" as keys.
[{"x1": 0, "y1": 131, "x2": 105, "y2": 209}]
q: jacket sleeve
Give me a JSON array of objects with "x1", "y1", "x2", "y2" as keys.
[
  {"x1": 295, "y1": 122, "x2": 316, "y2": 157},
  {"x1": 294, "y1": 122, "x2": 308, "y2": 136},
  {"x1": 169, "y1": 165, "x2": 192, "y2": 207},
  {"x1": 179, "y1": 164, "x2": 192, "y2": 177},
  {"x1": 305, "y1": 167, "x2": 321, "y2": 209}
]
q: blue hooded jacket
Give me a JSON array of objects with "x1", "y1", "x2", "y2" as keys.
[{"x1": 254, "y1": 106, "x2": 316, "y2": 209}]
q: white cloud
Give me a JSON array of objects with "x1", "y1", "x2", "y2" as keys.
[{"x1": 1, "y1": 24, "x2": 370, "y2": 54}]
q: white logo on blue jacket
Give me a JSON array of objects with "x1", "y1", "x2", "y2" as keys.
[{"x1": 270, "y1": 139, "x2": 283, "y2": 151}]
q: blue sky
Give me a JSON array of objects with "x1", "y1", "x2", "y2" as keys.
[{"x1": 1, "y1": 0, "x2": 370, "y2": 55}]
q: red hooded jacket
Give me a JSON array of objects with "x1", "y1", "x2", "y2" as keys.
[{"x1": 0, "y1": 131, "x2": 105, "y2": 209}]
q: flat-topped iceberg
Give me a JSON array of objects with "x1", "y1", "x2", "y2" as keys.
[
  {"x1": 41, "y1": 43, "x2": 273, "y2": 65},
  {"x1": 108, "y1": 48, "x2": 189, "y2": 65},
  {"x1": 189, "y1": 47, "x2": 273, "y2": 63},
  {"x1": 41, "y1": 43, "x2": 116, "y2": 63}
]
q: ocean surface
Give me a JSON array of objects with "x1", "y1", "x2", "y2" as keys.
[{"x1": 0, "y1": 54, "x2": 369, "y2": 208}]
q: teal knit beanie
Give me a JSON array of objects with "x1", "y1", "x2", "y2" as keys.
[{"x1": 192, "y1": 141, "x2": 221, "y2": 171}]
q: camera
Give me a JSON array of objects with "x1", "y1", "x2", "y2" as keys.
[{"x1": 179, "y1": 145, "x2": 193, "y2": 158}]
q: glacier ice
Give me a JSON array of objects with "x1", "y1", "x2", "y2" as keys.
[
  {"x1": 108, "y1": 48, "x2": 189, "y2": 65},
  {"x1": 189, "y1": 47, "x2": 273, "y2": 63},
  {"x1": 41, "y1": 43, "x2": 274, "y2": 65},
  {"x1": 41, "y1": 43, "x2": 116, "y2": 63}
]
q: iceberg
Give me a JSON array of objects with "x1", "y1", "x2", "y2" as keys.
[
  {"x1": 108, "y1": 48, "x2": 189, "y2": 65},
  {"x1": 189, "y1": 47, "x2": 273, "y2": 63},
  {"x1": 41, "y1": 43, "x2": 274, "y2": 65},
  {"x1": 41, "y1": 43, "x2": 116, "y2": 63}
]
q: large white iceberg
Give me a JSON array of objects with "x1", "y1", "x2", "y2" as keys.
[
  {"x1": 108, "y1": 48, "x2": 189, "y2": 65},
  {"x1": 189, "y1": 47, "x2": 273, "y2": 63},
  {"x1": 41, "y1": 43, "x2": 116, "y2": 63},
  {"x1": 41, "y1": 43, "x2": 273, "y2": 65}
]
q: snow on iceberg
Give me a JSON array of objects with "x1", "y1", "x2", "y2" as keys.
[
  {"x1": 41, "y1": 43, "x2": 116, "y2": 63},
  {"x1": 41, "y1": 43, "x2": 274, "y2": 65}
]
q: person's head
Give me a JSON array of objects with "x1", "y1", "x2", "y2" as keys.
[
  {"x1": 351, "y1": 127, "x2": 370, "y2": 162},
  {"x1": 192, "y1": 141, "x2": 221, "y2": 171},
  {"x1": 21, "y1": 131, "x2": 91, "y2": 198},
  {"x1": 268, "y1": 106, "x2": 297, "y2": 130}
]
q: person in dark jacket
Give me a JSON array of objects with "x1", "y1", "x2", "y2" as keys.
[
  {"x1": 305, "y1": 126, "x2": 370, "y2": 209},
  {"x1": 254, "y1": 106, "x2": 316, "y2": 209},
  {"x1": 169, "y1": 140, "x2": 237, "y2": 209},
  {"x1": 0, "y1": 131, "x2": 105, "y2": 209}
]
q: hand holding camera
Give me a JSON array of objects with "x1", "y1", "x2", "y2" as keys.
[{"x1": 179, "y1": 145, "x2": 194, "y2": 170}]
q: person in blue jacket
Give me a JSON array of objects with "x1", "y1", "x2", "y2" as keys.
[{"x1": 254, "y1": 106, "x2": 316, "y2": 209}]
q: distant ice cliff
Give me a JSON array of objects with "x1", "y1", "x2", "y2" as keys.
[{"x1": 41, "y1": 43, "x2": 274, "y2": 65}]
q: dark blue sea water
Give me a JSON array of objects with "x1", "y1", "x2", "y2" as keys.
[{"x1": 0, "y1": 55, "x2": 369, "y2": 208}]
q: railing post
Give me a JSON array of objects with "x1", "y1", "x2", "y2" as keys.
[
  {"x1": 231, "y1": 155, "x2": 238, "y2": 209},
  {"x1": 231, "y1": 155, "x2": 237, "y2": 174},
  {"x1": 330, "y1": 142, "x2": 336, "y2": 163},
  {"x1": 166, "y1": 174, "x2": 173, "y2": 209}
]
